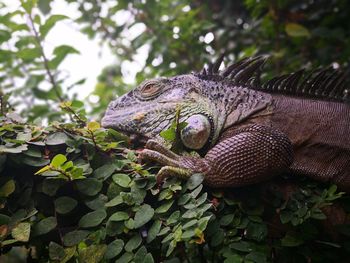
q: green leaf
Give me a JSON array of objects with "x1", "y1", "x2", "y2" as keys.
[
  {"x1": 22, "y1": 156, "x2": 50, "y2": 167},
  {"x1": 49, "y1": 242, "x2": 65, "y2": 261},
  {"x1": 42, "y1": 178, "x2": 65, "y2": 196},
  {"x1": 12, "y1": 222, "x2": 31, "y2": 242},
  {"x1": 16, "y1": 132, "x2": 32, "y2": 141},
  {"x1": 245, "y1": 222, "x2": 267, "y2": 242},
  {"x1": 155, "y1": 200, "x2": 174, "y2": 214},
  {"x1": 311, "y1": 208, "x2": 327, "y2": 220},
  {"x1": 220, "y1": 214, "x2": 234, "y2": 226},
  {"x1": 160, "y1": 127, "x2": 176, "y2": 141},
  {"x1": 178, "y1": 121, "x2": 188, "y2": 130},
  {"x1": 79, "y1": 209, "x2": 107, "y2": 228},
  {"x1": 105, "y1": 195, "x2": 123, "y2": 207},
  {"x1": 1, "y1": 239, "x2": 18, "y2": 246},
  {"x1": 211, "y1": 228, "x2": 225, "y2": 247},
  {"x1": 186, "y1": 174, "x2": 204, "y2": 190},
  {"x1": 158, "y1": 226, "x2": 170, "y2": 236},
  {"x1": 224, "y1": 253, "x2": 243, "y2": 263},
  {"x1": 245, "y1": 252, "x2": 267, "y2": 263},
  {"x1": 147, "y1": 220, "x2": 162, "y2": 243},
  {"x1": 17, "y1": 47, "x2": 41, "y2": 60},
  {"x1": 183, "y1": 219, "x2": 197, "y2": 229},
  {"x1": 182, "y1": 229, "x2": 195, "y2": 239},
  {"x1": 51, "y1": 154, "x2": 67, "y2": 168},
  {"x1": 40, "y1": 15, "x2": 68, "y2": 38},
  {"x1": 33, "y1": 217, "x2": 57, "y2": 236},
  {"x1": 0, "y1": 29, "x2": 11, "y2": 43},
  {"x1": 131, "y1": 184, "x2": 146, "y2": 205},
  {"x1": 62, "y1": 247, "x2": 76, "y2": 263},
  {"x1": 134, "y1": 204, "x2": 154, "y2": 228},
  {"x1": 182, "y1": 209, "x2": 197, "y2": 219},
  {"x1": 45, "y1": 132, "x2": 68, "y2": 145},
  {"x1": 0, "y1": 180, "x2": 15, "y2": 197},
  {"x1": 63, "y1": 230, "x2": 89, "y2": 246},
  {"x1": 54, "y1": 196, "x2": 77, "y2": 214},
  {"x1": 79, "y1": 244, "x2": 107, "y2": 263},
  {"x1": 34, "y1": 165, "x2": 50, "y2": 175},
  {"x1": 280, "y1": 211, "x2": 292, "y2": 224},
  {"x1": 49, "y1": 44, "x2": 80, "y2": 69},
  {"x1": 0, "y1": 214, "x2": 10, "y2": 225},
  {"x1": 167, "y1": 211, "x2": 180, "y2": 225},
  {"x1": 163, "y1": 232, "x2": 175, "y2": 244},
  {"x1": 143, "y1": 253, "x2": 154, "y2": 263},
  {"x1": 125, "y1": 234, "x2": 142, "y2": 252},
  {"x1": 134, "y1": 246, "x2": 147, "y2": 262},
  {"x1": 178, "y1": 193, "x2": 191, "y2": 205},
  {"x1": 71, "y1": 100, "x2": 84, "y2": 108},
  {"x1": 109, "y1": 211, "x2": 129, "y2": 221},
  {"x1": 87, "y1": 121, "x2": 100, "y2": 131},
  {"x1": 61, "y1": 161, "x2": 73, "y2": 171},
  {"x1": 285, "y1": 23, "x2": 310, "y2": 38},
  {"x1": 198, "y1": 216, "x2": 211, "y2": 231},
  {"x1": 281, "y1": 232, "x2": 304, "y2": 247},
  {"x1": 0, "y1": 144, "x2": 28, "y2": 153},
  {"x1": 115, "y1": 252, "x2": 133, "y2": 263},
  {"x1": 85, "y1": 195, "x2": 107, "y2": 210},
  {"x1": 230, "y1": 241, "x2": 252, "y2": 252},
  {"x1": 112, "y1": 173, "x2": 131, "y2": 188},
  {"x1": 38, "y1": 0, "x2": 51, "y2": 14},
  {"x1": 20, "y1": 0, "x2": 37, "y2": 13},
  {"x1": 125, "y1": 218, "x2": 134, "y2": 230},
  {"x1": 105, "y1": 239, "x2": 124, "y2": 259},
  {"x1": 93, "y1": 163, "x2": 115, "y2": 180},
  {"x1": 76, "y1": 178, "x2": 102, "y2": 196},
  {"x1": 166, "y1": 240, "x2": 177, "y2": 257},
  {"x1": 158, "y1": 189, "x2": 173, "y2": 201},
  {"x1": 190, "y1": 185, "x2": 203, "y2": 198}
]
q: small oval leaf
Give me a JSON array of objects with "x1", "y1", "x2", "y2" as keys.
[{"x1": 79, "y1": 209, "x2": 107, "y2": 228}]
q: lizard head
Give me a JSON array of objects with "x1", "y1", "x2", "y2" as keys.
[
  {"x1": 101, "y1": 74, "x2": 218, "y2": 150},
  {"x1": 102, "y1": 56, "x2": 273, "y2": 150}
]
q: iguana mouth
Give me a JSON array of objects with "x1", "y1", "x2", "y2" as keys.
[{"x1": 101, "y1": 114, "x2": 149, "y2": 146}]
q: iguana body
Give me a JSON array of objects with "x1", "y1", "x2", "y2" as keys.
[{"x1": 102, "y1": 56, "x2": 350, "y2": 190}]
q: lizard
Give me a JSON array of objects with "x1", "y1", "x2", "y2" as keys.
[{"x1": 101, "y1": 56, "x2": 350, "y2": 191}]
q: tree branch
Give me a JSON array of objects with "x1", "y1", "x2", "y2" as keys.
[{"x1": 27, "y1": 13, "x2": 64, "y2": 102}]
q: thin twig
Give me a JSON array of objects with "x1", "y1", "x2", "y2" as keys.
[
  {"x1": 0, "y1": 92, "x2": 4, "y2": 115},
  {"x1": 51, "y1": 167, "x2": 72, "y2": 181},
  {"x1": 63, "y1": 105, "x2": 86, "y2": 126},
  {"x1": 27, "y1": 13, "x2": 64, "y2": 102},
  {"x1": 87, "y1": 129, "x2": 100, "y2": 151},
  {"x1": 54, "y1": 210, "x2": 64, "y2": 245}
]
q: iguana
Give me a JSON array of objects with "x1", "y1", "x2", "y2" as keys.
[{"x1": 102, "y1": 56, "x2": 350, "y2": 191}]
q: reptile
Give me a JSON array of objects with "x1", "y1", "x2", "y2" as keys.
[{"x1": 101, "y1": 56, "x2": 350, "y2": 191}]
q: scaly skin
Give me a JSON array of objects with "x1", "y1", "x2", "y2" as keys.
[{"x1": 102, "y1": 56, "x2": 350, "y2": 191}]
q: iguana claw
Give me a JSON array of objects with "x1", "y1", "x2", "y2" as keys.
[{"x1": 139, "y1": 139, "x2": 194, "y2": 183}]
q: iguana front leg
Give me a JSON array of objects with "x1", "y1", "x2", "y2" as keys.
[
  {"x1": 140, "y1": 124, "x2": 294, "y2": 187},
  {"x1": 140, "y1": 140, "x2": 201, "y2": 183}
]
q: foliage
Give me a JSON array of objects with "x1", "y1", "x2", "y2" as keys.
[
  {"x1": 1, "y1": 0, "x2": 350, "y2": 119},
  {"x1": 0, "y1": 111, "x2": 349, "y2": 262},
  {"x1": 1, "y1": 0, "x2": 350, "y2": 262}
]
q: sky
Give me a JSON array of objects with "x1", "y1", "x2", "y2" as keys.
[{"x1": 2, "y1": 0, "x2": 146, "y2": 101}]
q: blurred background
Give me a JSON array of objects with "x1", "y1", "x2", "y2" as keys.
[{"x1": 0, "y1": 0, "x2": 349, "y2": 122}]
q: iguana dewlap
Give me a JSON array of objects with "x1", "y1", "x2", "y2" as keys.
[{"x1": 102, "y1": 56, "x2": 350, "y2": 191}]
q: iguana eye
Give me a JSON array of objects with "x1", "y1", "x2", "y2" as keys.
[
  {"x1": 138, "y1": 79, "x2": 163, "y2": 99},
  {"x1": 141, "y1": 83, "x2": 159, "y2": 95}
]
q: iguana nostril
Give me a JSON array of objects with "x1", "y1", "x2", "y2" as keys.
[{"x1": 181, "y1": 114, "x2": 211, "y2": 150}]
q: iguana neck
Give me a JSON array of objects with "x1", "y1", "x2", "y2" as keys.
[{"x1": 198, "y1": 79, "x2": 273, "y2": 145}]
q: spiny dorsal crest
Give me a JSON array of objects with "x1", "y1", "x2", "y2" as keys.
[{"x1": 198, "y1": 55, "x2": 349, "y2": 103}]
